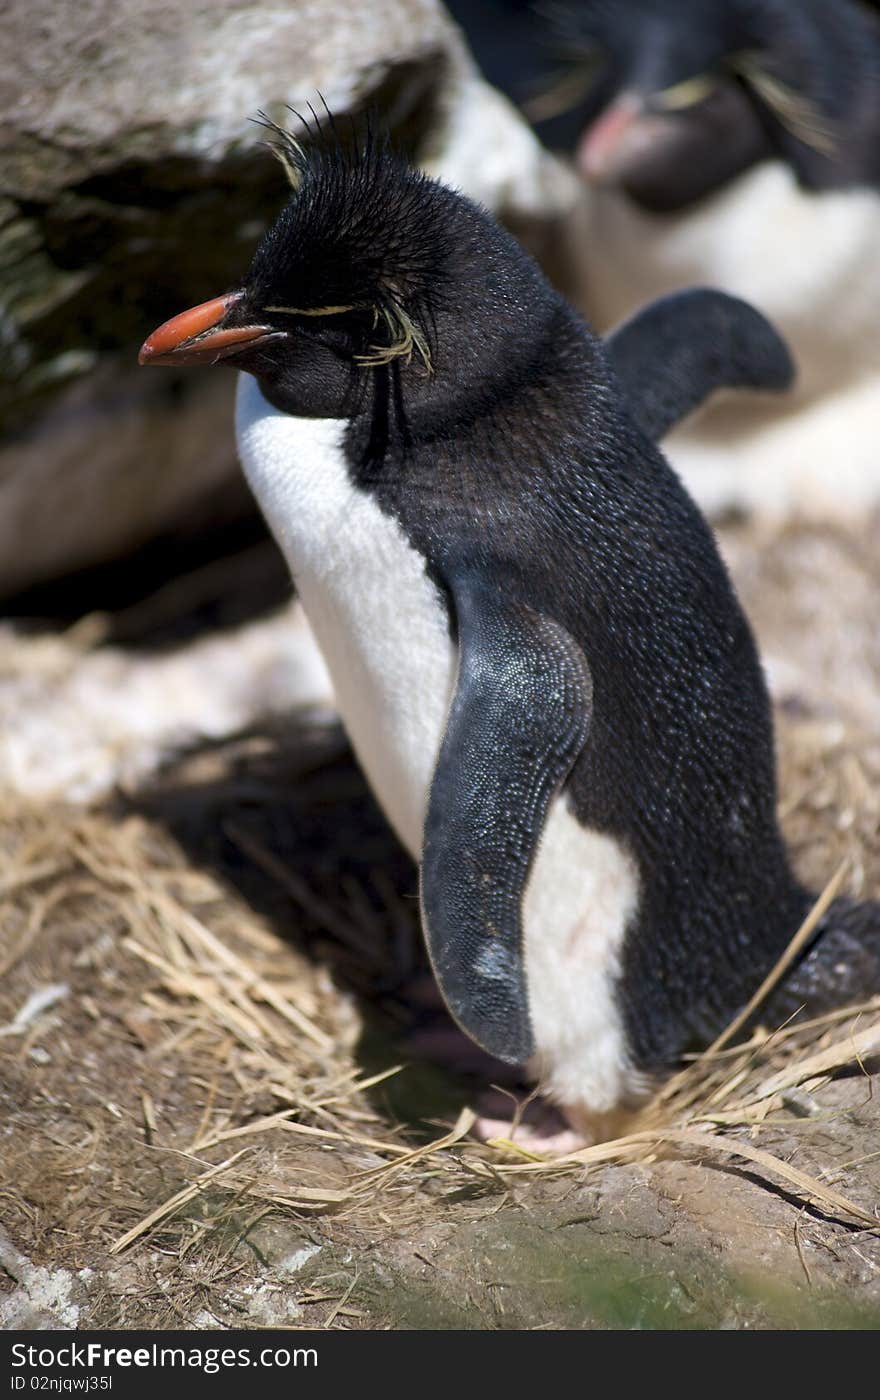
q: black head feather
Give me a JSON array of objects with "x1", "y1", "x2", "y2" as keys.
[
  {"x1": 246, "y1": 118, "x2": 453, "y2": 372},
  {"x1": 222, "y1": 117, "x2": 554, "y2": 419}
]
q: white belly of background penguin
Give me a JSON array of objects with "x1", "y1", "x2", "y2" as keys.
[
  {"x1": 582, "y1": 163, "x2": 880, "y2": 520},
  {"x1": 236, "y1": 374, "x2": 639, "y2": 1121},
  {"x1": 140, "y1": 119, "x2": 880, "y2": 1149},
  {"x1": 499, "y1": 0, "x2": 880, "y2": 522}
]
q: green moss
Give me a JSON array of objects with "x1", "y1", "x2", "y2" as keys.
[{"x1": 358, "y1": 1216, "x2": 880, "y2": 1330}]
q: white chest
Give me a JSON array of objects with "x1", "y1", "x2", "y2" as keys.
[{"x1": 235, "y1": 374, "x2": 455, "y2": 852}]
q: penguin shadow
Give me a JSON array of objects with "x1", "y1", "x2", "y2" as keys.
[{"x1": 126, "y1": 714, "x2": 536, "y2": 1139}]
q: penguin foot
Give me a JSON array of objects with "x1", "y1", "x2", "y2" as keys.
[
  {"x1": 476, "y1": 1095, "x2": 641, "y2": 1155},
  {"x1": 471, "y1": 1092, "x2": 590, "y2": 1156},
  {"x1": 399, "y1": 1016, "x2": 589, "y2": 1153},
  {"x1": 398, "y1": 982, "x2": 637, "y2": 1155}
]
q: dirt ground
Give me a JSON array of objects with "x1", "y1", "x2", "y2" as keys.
[{"x1": 1, "y1": 512, "x2": 879, "y2": 1331}]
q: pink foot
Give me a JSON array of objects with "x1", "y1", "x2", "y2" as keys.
[
  {"x1": 397, "y1": 978, "x2": 596, "y2": 1156},
  {"x1": 471, "y1": 1089, "x2": 590, "y2": 1156}
]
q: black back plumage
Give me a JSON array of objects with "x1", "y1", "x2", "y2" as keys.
[
  {"x1": 343, "y1": 281, "x2": 806, "y2": 1066},
  {"x1": 234, "y1": 133, "x2": 880, "y2": 1068}
]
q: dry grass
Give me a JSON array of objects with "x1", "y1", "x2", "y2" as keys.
[
  {"x1": 1, "y1": 715, "x2": 877, "y2": 1270},
  {"x1": 1, "y1": 516, "x2": 879, "y2": 1324}
]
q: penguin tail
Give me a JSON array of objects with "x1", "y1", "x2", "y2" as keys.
[
  {"x1": 606, "y1": 287, "x2": 796, "y2": 443},
  {"x1": 760, "y1": 894, "x2": 880, "y2": 1026}
]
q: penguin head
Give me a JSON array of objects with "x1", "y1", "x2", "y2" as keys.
[
  {"x1": 553, "y1": 0, "x2": 857, "y2": 211},
  {"x1": 140, "y1": 124, "x2": 543, "y2": 420}
]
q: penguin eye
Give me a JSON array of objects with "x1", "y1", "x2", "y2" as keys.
[{"x1": 653, "y1": 74, "x2": 718, "y2": 112}]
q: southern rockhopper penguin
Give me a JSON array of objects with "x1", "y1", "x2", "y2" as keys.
[
  {"x1": 455, "y1": 0, "x2": 880, "y2": 520},
  {"x1": 139, "y1": 128, "x2": 880, "y2": 1146},
  {"x1": 533, "y1": 0, "x2": 880, "y2": 207}
]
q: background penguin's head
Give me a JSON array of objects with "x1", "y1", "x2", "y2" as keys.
[
  {"x1": 140, "y1": 122, "x2": 554, "y2": 420},
  {"x1": 539, "y1": 0, "x2": 877, "y2": 210}
]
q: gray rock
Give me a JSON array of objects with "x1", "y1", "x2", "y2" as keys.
[
  {"x1": 0, "y1": 1227, "x2": 82, "y2": 1329},
  {"x1": 0, "y1": 0, "x2": 578, "y2": 600}
]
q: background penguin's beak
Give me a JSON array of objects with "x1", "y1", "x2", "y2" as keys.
[
  {"x1": 577, "y1": 93, "x2": 659, "y2": 183},
  {"x1": 139, "y1": 291, "x2": 277, "y2": 366}
]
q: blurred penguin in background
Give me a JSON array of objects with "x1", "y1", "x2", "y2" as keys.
[{"x1": 448, "y1": 0, "x2": 880, "y2": 521}]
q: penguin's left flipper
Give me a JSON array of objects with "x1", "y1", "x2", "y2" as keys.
[
  {"x1": 420, "y1": 569, "x2": 592, "y2": 1065},
  {"x1": 606, "y1": 287, "x2": 796, "y2": 443}
]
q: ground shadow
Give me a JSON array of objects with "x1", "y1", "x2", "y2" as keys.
[{"x1": 126, "y1": 715, "x2": 532, "y2": 1134}]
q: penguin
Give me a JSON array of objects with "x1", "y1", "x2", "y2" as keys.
[
  {"x1": 449, "y1": 0, "x2": 880, "y2": 203},
  {"x1": 139, "y1": 126, "x2": 880, "y2": 1144},
  {"x1": 450, "y1": 0, "x2": 880, "y2": 520}
]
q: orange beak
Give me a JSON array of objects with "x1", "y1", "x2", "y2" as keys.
[{"x1": 138, "y1": 292, "x2": 277, "y2": 366}]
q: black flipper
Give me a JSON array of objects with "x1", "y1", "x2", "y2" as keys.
[
  {"x1": 606, "y1": 287, "x2": 795, "y2": 442},
  {"x1": 420, "y1": 569, "x2": 592, "y2": 1064}
]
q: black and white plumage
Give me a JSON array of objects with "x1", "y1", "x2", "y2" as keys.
[
  {"x1": 451, "y1": 0, "x2": 880, "y2": 520},
  {"x1": 572, "y1": 0, "x2": 880, "y2": 205},
  {"x1": 139, "y1": 132, "x2": 880, "y2": 1139},
  {"x1": 452, "y1": 0, "x2": 880, "y2": 208}
]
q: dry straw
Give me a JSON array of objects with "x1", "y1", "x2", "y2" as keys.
[
  {"x1": 2, "y1": 767, "x2": 877, "y2": 1259},
  {"x1": 99, "y1": 827, "x2": 879, "y2": 1250}
]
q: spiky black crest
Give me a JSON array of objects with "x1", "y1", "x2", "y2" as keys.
[{"x1": 249, "y1": 112, "x2": 448, "y2": 373}]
